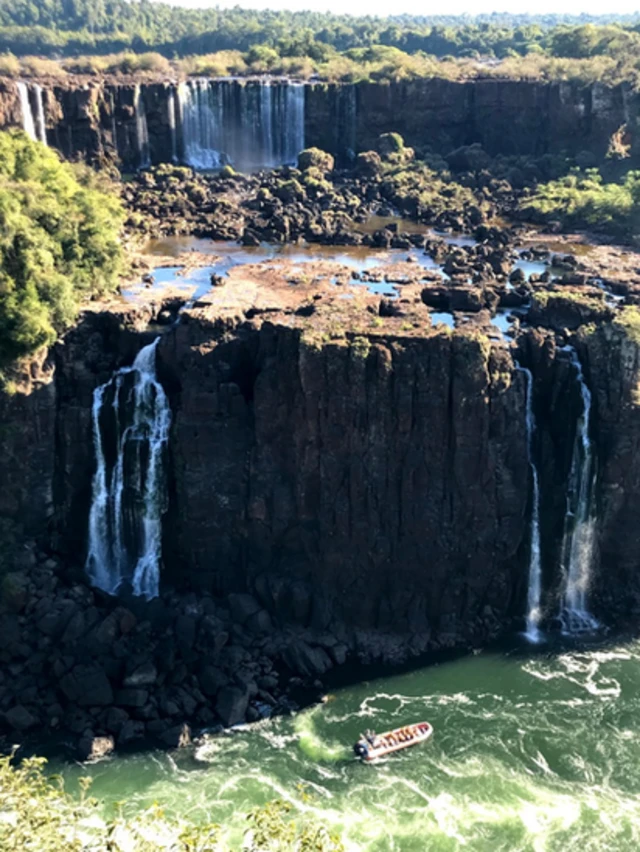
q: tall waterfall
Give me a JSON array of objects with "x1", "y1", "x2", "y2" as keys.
[
  {"x1": 33, "y1": 84, "x2": 47, "y2": 146},
  {"x1": 85, "y1": 339, "x2": 171, "y2": 601},
  {"x1": 559, "y1": 349, "x2": 599, "y2": 633},
  {"x1": 518, "y1": 366, "x2": 543, "y2": 643},
  {"x1": 134, "y1": 85, "x2": 151, "y2": 169},
  {"x1": 168, "y1": 87, "x2": 178, "y2": 163},
  {"x1": 17, "y1": 82, "x2": 47, "y2": 144},
  {"x1": 177, "y1": 79, "x2": 305, "y2": 171}
]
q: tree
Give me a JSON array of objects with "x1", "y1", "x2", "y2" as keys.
[{"x1": 0, "y1": 130, "x2": 124, "y2": 363}]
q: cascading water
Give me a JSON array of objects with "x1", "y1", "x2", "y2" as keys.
[
  {"x1": 33, "y1": 84, "x2": 47, "y2": 145},
  {"x1": 17, "y1": 82, "x2": 48, "y2": 144},
  {"x1": 559, "y1": 348, "x2": 599, "y2": 633},
  {"x1": 168, "y1": 87, "x2": 178, "y2": 163},
  {"x1": 85, "y1": 338, "x2": 170, "y2": 600},
  {"x1": 177, "y1": 79, "x2": 305, "y2": 171},
  {"x1": 517, "y1": 366, "x2": 543, "y2": 643},
  {"x1": 134, "y1": 85, "x2": 151, "y2": 169},
  {"x1": 17, "y1": 81, "x2": 37, "y2": 141}
]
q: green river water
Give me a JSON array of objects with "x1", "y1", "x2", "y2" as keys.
[{"x1": 58, "y1": 636, "x2": 640, "y2": 851}]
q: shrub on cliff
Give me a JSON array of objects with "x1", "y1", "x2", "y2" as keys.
[
  {"x1": 0, "y1": 131, "x2": 124, "y2": 363},
  {"x1": 521, "y1": 167, "x2": 640, "y2": 238},
  {"x1": 356, "y1": 150, "x2": 383, "y2": 177},
  {"x1": 297, "y1": 148, "x2": 335, "y2": 175},
  {"x1": 0, "y1": 753, "x2": 344, "y2": 851},
  {"x1": 376, "y1": 132, "x2": 405, "y2": 158}
]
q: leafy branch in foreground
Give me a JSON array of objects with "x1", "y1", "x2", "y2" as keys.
[{"x1": 0, "y1": 753, "x2": 344, "y2": 851}]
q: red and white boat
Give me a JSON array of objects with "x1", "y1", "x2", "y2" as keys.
[{"x1": 353, "y1": 722, "x2": 433, "y2": 762}]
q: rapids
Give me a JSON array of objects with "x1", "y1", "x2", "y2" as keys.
[{"x1": 57, "y1": 638, "x2": 640, "y2": 850}]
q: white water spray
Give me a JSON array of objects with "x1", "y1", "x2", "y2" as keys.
[
  {"x1": 85, "y1": 339, "x2": 171, "y2": 600},
  {"x1": 518, "y1": 366, "x2": 543, "y2": 643},
  {"x1": 560, "y1": 349, "x2": 599, "y2": 633},
  {"x1": 134, "y1": 85, "x2": 151, "y2": 169},
  {"x1": 33, "y1": 84, "x2": 47, "y2": 145},
  {"x1": 177, "y1": 79, "x2": 305, "y2": 171},
  {"x1": 17, "y1": 82, "x2": 36, "y2": 141}
]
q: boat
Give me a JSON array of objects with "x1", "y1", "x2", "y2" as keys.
[{"x1": 353, "y1": 721, "x2": 433, "y2": 762}]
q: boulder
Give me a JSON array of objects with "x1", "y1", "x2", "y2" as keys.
[
  {"x1": 77, "y1": 734, "x2": 115, "y2": 761},
  {"x1": 1, "y1": 572, "x2": 29, "y2": 613},
  {"x1": 118, "y1": 720, "x2": 145, "y2": 745},
  {"x1": 246, "y1": 609, "x2": 273, "y2": 635},
  {"x1": 216, "y1": 686, "x2": 249, "y2": 727},
  {"x1": 104, "y1": 707, "x2": 129, "y2": 734},
  {"x1": 228, "y1": 593, "x2": 261, "y2": 625},
  {"x1": 123, "y1": 661, "x2": 157, "y2": 688},
  {"x1": 60, "y1": 666, "x2": 113, "y2": 706},
  {"x1": 160, "y1": 723, "x2": 192, "y2": 748},
  {"x1": 175, "y1": 614, "x2": 197, "y2": 649},
  {"x1": 5, "y1": 705, "x2": 37, "y2": 731},
  {"x1": 199, "y1": 665, "x2": 229, "y2": 697},
  {"x1": 115, "y1": 688, "x2": 149, "y2": 708},
  {"x1": 282, "y1": 640, "x2": 333, "y2": 679}
]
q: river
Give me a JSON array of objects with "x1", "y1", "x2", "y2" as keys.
[{"x1": 56, "y1": 635, "x2": 640, "y2": 850}]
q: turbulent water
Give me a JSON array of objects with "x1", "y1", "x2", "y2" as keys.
[{"x1": 58, "y1": 638, "x2": 640, "y2": 850}]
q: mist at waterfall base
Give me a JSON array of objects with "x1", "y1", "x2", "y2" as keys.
[{"x1": 55, "y1": 637, "x2": 640, "y2": 851}]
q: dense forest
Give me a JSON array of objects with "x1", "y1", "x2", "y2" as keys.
[{"x1": 0, "y1": 1, "x2": 640, "y2": 63}]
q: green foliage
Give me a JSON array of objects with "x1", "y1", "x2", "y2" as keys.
[
  {"x1": 613, "y1": 305, "x2": 640, "y2": 345},
  {"x1": 0, "y1": 131, "x2": 124, "y2": 363},
  {"x1": 376, "y1": 132, "x2": 405, "y2": 158},
  {"x1": 521, "y1": 167, "x2": 640, "y2": 237},
  {"x1": 219, "y1": 164, "x2": 237, "y2": 179},
  {"x1": 2, "y1": 8, "x2": 640, "y2": 86},
  {"x1": 356, "y1": 150, "x2": 383, "y2": 178},
  {"x1": 0, "y1": 754, "x2": 343, "y2": 851},
  {"x1": 297, "y1": 148, "x2": 335, "y2": 175},
  {"x1": 275, "y1": 179, "x2": 305, "y2": 203}
]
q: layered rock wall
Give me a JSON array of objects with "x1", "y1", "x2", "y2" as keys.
[
  {"x1": 160, "y1": 316, "x2": 530, "y2": 639},
  {"x1": 1, "y1": 77, "x2": 637, "y2": 170}
]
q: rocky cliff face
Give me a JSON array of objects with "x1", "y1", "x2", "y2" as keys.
[
  {"x1": 1, "y1": 76, "x2": 637, "y2": 170},
  {"x1": 0, "y1": 281, "x2": 533, "y2": 653},
  {"x1": 160, "y1": 312, "x2": 530, "y2": 644}
]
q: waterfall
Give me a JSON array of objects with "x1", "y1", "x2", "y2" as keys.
[
  {"x1": 168, "y1": 87, "x2": 178, "y2": 163},
  {"x1": 559, "y1": 349, "x2": 599, "y2": 633},
  {"x1": 134, "y1": 85, "x2": 151, "y2": 169},
  {"x1": 177, "y1": 79, "x2": 305, "y2": 171},
  {"x1": 33, "y1": 84, "x2": 47, "y2": 145},
  {"x1": 17, "y1": 82, "x2": 36, "y2": 141},
  {"x1": 517, "y1": 366, "x2": 543, "y2": 643},
  {"x1": 85, "y1": 339, "x2": 171, "y2": 601}
]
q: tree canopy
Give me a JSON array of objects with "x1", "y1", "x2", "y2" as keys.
[{"x1": 0, "y1": 130, "x2": 124, "y2": 364}]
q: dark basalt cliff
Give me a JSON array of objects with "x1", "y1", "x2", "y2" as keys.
[
  {"x1": 1, "y1": 76, "x2": 637, "y2": 170},
  {"x1": 0, "y1": 282, "x2": 533, "y2": 648},
  {"x1": 2, "y1": 271, "x2": 640, "y2": 746},
  {"x1": 160, "y1": 314, "x2": 529, "y2": 639}
]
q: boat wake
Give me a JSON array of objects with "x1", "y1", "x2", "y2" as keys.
[{"x1": 294, "y1": 706, "x2": 350, "y2": 763}]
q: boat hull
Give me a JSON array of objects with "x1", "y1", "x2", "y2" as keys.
[{"x1": 356, "y1": 722, "x2": 433, "y2": 762}]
